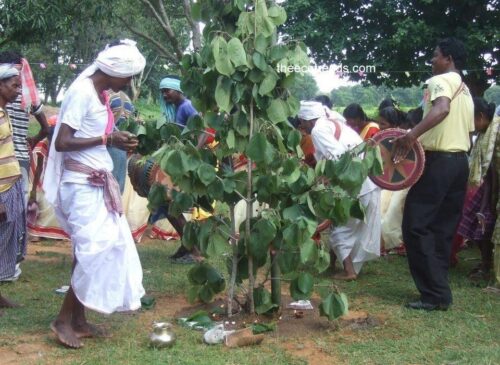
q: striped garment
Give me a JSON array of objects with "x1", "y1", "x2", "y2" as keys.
[
  {"x1": 0, "y1": 179, "x2": 26, "y2": 281},
  {"x1": 5, "y1": 96, "x2": 42, "y2": 162},
  {"x1": 0, "y1": 107, "x2": 21, "y2": 192}
]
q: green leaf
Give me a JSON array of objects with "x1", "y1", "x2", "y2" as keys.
[
  {"x1": 198, "y1": 285, "x2": 215, "y2": 303},
  {"x1": 300, "y1": 238, "x2": 318, "y2": 265},
  {"x1": 207, "y1": 179, "x2": 224, "y2": 200},
  {"x1": 186, "y1": 114, "x2": 204, "y2": 132},
  {"x1": 290, "y1": 275, "x2": 313, "y2": 300},
  {"x1": 227, "y1": 37, "x2": 248, "y2": 67},
  {"x1": 255, "y1": 218, "x2": 277, "y2": 243},
  {"x1": 207, "y1": 232, "x2": 227, "y2": 257},
  {"x1": 315, "y1": 248, "x2": 331, "y2": 274},
  {"x1": 282, "y1": 160, "x2": 301, "y2": 184},
  {"x1": 187, "y1": 286, "x2": 199, "y2": 303},
  {"x1": 188, "y1": 263, "x2": 209, "y2": 285},
  {"x1": 246, "y1": 132, "x2": 270, "y2": 163},
  {"x1": 215, "y1": 76, "x2": 232, "y2": 113},
  {"x1": 169, "y1": 191, "x2": 194, "y2": 217},
  {"x1": 212, "y1": 36, "x2": 235, "y2": 76},
  {"x1": 255, "y1": 33, "x2": 269, "y2": 54},
  {"x1": 270, "y1": 45, "x2": 288, "y2": 61},
  {"x1": 232, "y1": 112, "x2": 249, "y2": 137},
  {"x1": 268, "y1": 5, "x2": 287, "y2": 25},
  {"x1": 297, "y1": 272, "x2": 314, "y2": 294},
  {"x1": 182, "y1": 221, "x2": 199, "y2": 250},
  {"x1": 252, "y1": 322, "x2": 276, "y2": 334},
  {"x1": 147, "y1": 184, "x2": 168, "y2": 212},
  {"x1": 254, "y1": 287, "x2": 278, "y2": 314},
  {"x1": 227, "y1": 129, "x2": 236, "y2": 149},
  {"x1": 197, "y1": 163, "x2": 217, "y2": 185},
  {"x1": 319, "y1": 292, "x2": 349, "y2": 321},
  {"x1": 259, "y1": 72, "x2": 278, "y2": 95},
  {"x1": 267, "y1": 99, "x2": 288, "y2": 123},
  {"x1": 277, "y1": 249, "x2": 300, "y2": 274},
  {"x1": 163, "y1": 150, "x2": 185, "y2": 179},
  {"x1": 252, "y1": 52, "x2": 267, "y2": 71},
  {"x1": 287, "y1": 129, "x2": 301, "y2": 151}
]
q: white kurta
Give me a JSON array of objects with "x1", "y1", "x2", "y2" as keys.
[
  {"x1": 311, "y1": 117, "x2": 381, "y2": 274},
  {"x1": 44, "y1": 77, "x2": 145, "y2": 314}
]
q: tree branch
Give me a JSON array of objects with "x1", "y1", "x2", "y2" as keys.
[
  {"x1": 183, "y1": 0, "x2": 202, "y2": 51},
  {"x1": 117, "y1": 16, "x2": 179, "y2": 64},
  {"x1": 157, "y1": 0, "x2": 184, "y2": 60}
]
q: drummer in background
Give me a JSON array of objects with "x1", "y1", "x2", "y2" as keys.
[
  {"x1": 343, "y1": 103, "x2": 380, "y2": 140},
  {"x1": 157, "y1": 75, "x2": 206, "y2": 263},
  {"x1": 393, "y1": 37, "x2": 474, "y2": 311},
  {"x1": 299, "y1": 101, "x2": 381, "y2": 280}
]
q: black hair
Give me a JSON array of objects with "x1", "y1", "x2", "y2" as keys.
[
  {"x1": 288, "y1": 116, "x2": 300, "y2": 129},
  {"x1": 473, "y1": 97, "x2": 496, "y2": 121},
  {"x1": 378, "y1": 98, "x2": 396, "y2": 112},
  {"x1": 379, "y1": 107, "x2": 407, "y2": 128},
  {"x1": 0, "y1": 50, "x2": 23, "y2": 64},
  {"x1": 343, "y1": 103, "x2": 367, "y2": 121},
  {"x1": 314, "y1": 95, "x2": 333, "y2": 109},
  {"x1": 437, "y1": 37, "x2": 467, "y2": 70},
  {"x1": 406, "y1": 107, "x2": 423, "y2": 128}
]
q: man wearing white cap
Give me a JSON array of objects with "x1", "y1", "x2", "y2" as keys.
[
  {"x1": 0, "y1": 63, "x2": 23, "y2": 314},
  {"x1": 44, "y1": 40, "x2": 146, "y2": 348},
  {"x1": 298, "y1": 101, "x2": 381, "y2": 280}
]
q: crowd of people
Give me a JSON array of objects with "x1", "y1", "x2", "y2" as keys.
[{"x1": 0, "y1": 36, "x2": 498, "y2": 349}]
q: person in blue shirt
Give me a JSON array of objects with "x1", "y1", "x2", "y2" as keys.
[
  {"x1": 155, "y1": 75, "x2": 204, "y2": 263},
  {"x1": 159, "y1": 75, "x2": 197, "y2": 129}
]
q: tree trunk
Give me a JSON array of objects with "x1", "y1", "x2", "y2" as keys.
[{"x1": 270, "y1": 249, "x2": 281, "y2": 308}]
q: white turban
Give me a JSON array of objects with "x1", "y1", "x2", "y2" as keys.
[
  {"x1": 95, "y1": 39, "x2": 146, "y2": 77},
  {"x1": 0, "y1": 64, "x2": 19, "y2": 80},
  {"x1": 298, "y1": 101, "x2": 326, "y2": 121},
  {"x1": 76, "y1": 39, "x2": 146, "y2": 82}
]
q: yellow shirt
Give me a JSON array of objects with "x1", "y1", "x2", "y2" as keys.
[
  {"x1": 419, "y1": 72, "x2": 474, "y2": 152},
  {"x1": 0, "y1": 108, "x2": 21, "y2": 193}
]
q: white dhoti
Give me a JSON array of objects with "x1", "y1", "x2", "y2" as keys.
[
  {"x1": 329, "y1": 188, "x2": 381, "y2": 274},
  {"x1": 56, "y1": 182, "x2": 145, "y2": 314},
  {"x1": 381, "y1": 188, "x2": 408, "y2": 249}
]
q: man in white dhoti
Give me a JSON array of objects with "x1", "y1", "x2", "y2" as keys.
[
  {"x1": 298, "y1": 101, "x2": 381, "y2": 280},
  {"x1": 43, "y1": 40, "x2": 146, "y2": 348}
]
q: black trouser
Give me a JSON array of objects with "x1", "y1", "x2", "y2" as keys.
[{"x1": 402, "y1": 151, "x2": 468, "y2": 305}]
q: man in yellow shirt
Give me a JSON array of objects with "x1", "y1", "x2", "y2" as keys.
[
  {"x1": 0, "y1": 63, "x2": 23, "y2": 313},
  {"x1": 393, "y1": 38, "x2": 474, "y2": 311}
]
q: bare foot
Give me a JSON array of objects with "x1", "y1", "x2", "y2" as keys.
[
  {"x1": 72, "y1": 322, "x2": 111, "y2": 339},
  {"x1": 0, "y1": 295, "x2": 20, "y2": 308},
  {"x1": 333, "y1": 272, "x2": 357, "y2": 281},
  {"x1": 50, "y1": 320, "x2": 83, "y2": 349}
]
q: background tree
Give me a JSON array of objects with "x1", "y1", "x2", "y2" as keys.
[
  {"x1": 283, "y1": 0, "x2": 499, "y2": 96},
  {"x1": 288, "y1": 72, "x2": 319, "y2": 100}
]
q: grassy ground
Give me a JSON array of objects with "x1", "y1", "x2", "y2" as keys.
[{"x1": 0, "y1": 238, "x2": 498, "y2": 365}]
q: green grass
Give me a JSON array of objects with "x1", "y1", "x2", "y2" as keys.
[{"x1": 1, "y1": 240, "x2": 498, "y2": 365}]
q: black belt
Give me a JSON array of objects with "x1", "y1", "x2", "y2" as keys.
[{"x1": 425, "y1": 150, "x2": 467, "y2": 158}]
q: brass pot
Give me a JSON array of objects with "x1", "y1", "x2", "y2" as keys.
[{"x1": 150, "y1": 322, "x2": 176, "y2": 349}]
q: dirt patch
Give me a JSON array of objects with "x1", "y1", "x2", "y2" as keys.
[
  {"x1": 280, "y1": 339, "x2": 343, "y2": 365},
  {"x1": 0, "y1": 334, "x2": 60, "y2": 365},
  {"x1": 168, "y1": 295, "x2": 381, "y2": 338},
  {"x1": 26, "y1": 241, "x2": 72, "y2": 262}
]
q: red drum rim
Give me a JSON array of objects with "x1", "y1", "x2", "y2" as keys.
[{"x1": 369, "y1": 128, "x2": 425, "y2": 191}]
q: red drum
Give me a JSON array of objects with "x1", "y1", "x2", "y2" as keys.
[{"x1": 369, "y1": 128, "x2": 425, "y2": 191}]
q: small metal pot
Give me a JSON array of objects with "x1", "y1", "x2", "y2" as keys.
[{"x1": 150, "y1": 322, "x2": 176, "y2": 349}]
